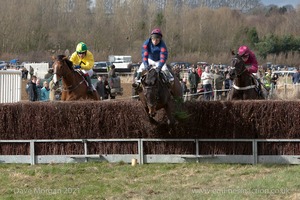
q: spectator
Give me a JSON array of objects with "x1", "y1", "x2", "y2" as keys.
[
  {"x1": 263, "y1": 69, "x2": 272, "y2": 90},
  {"x1": 21, "y1": 67, "x2": 28, "y2": 80},
  {"x1": 180, "y1": 77, "x2": 189, "y2": 96},
  {"x1": 36, "y1": 78, "x2": 42, "y2": 101},
  {"x1": 29, "y1": 66, "x2": 34, "y2": 79},
  {"x1": 188, "y1": 66, "x2": 200, "y2": 99},
  {"x1": 173, "y1": 64, "x2": 181, "y2": 80},
  {"x1": 201, "y1": 66, "x2": 214, "y2": 101},
  {"x1": 270, "y1": 72, "x2": 279, "y2": 90},
  {"x1": 26, "y1": 75, "x2": 38, "y2": 101},
  {"x1": 197, "y1": 64, "x2": 203, "y2": 78},
  {"x1": 108, "y1": 64, "x2": 117, "y2": 78},
  {"x1": 103, "y1": 76, "x2": 110, "y2": 100},
  {"x1": 213, "y1": 68, "x2": 225, "y2": 100},
  {"x1": 224, "y1": 73, "x2": 232, "y2": 97},
  {"x1": 108, "y1": 65, "x2": 119, "y2": 99},
  {"x1": 40, "y1": 81, "x2": 50, "y2": 101},
  {"x1": 94, "y1": 75, "x2": 105, "y2": 100},
  {"x1": 292, "y1": 69, "x2": 300, "y2": 84}
]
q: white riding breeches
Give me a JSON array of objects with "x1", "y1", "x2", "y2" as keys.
[
  {"x1": 138, "y1": 59, "x2": 168, "y2": 73},
  {"x1": 81, "y1": 69, "x2": 94, "y2": 77}
]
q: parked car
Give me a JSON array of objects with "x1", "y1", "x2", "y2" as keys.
[
  {"x1": 0, "y1": 61, "x2": 8, "y2": 69},
  {"x1": 93, "y1": 61, "x2": 112, "y2": 73},
  {"x1": 197, "y1": 61, "x2": 209, "y2": 66},
  {"x1": 272, "y1": 70, "x2": 295, "y2": 77},
  {"x1": 170, "y1": 62, "x2": 191, "y2": 69}
]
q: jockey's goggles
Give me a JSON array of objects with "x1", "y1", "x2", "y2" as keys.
[
  {"x1": 241, "y1": 53, "x2": 249, "y2": 58},
  {"x1": 77, "y1": 51, "x2": 87, "y2": 55},
  {"x1": 151, "y1": 34, "x2": 162, "y2": 39}
]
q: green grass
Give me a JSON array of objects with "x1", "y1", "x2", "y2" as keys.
[{"x1": 0, "y1": 162, "x2": 299, "y2": 199}]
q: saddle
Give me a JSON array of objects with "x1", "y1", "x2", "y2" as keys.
[{"x1": 75, "y1": 70, "x2": 89, "y2": 87}]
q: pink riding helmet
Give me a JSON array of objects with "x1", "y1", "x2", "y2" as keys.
[
  {"x1": 238, "y1": 45, "x2": 250, "y2": 56},
  {"x1": 151, "y1": 28, "x2": 163, "y2": 37}
]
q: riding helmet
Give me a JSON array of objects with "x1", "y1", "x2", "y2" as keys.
[
  {"x1": 76, "y1": 42, "x2": 88, "y2": 53},
  {"x1": 151, "y1": 28, "x2": 163, "y2": 38},
  {"x1": 238, "y1": 45, "x2": 249, "y2": 56}
]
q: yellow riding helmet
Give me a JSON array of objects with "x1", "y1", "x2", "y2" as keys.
[{"x1": 76, "y1": 42, "x2": 88, "y2": 53}]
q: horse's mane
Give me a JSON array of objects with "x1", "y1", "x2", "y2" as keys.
[
  {"x1": 57, "y1": 55, "x2": 74, "y2": 70},
  {"x1": 233, "y1": 54, "x2": 245, "y2": 67},
  {"x1": 144, "y1": 68, "x2": 157, "y2": 86}
]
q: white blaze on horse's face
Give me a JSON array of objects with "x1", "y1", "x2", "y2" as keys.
[
  {"x1": 53, "y1": 74, "x2": 58, "y2": 84},
  {"x1": 52, "y1": 62, "x2": 59, "y2": 84}
]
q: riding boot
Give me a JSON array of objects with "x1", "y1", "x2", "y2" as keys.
[
  {"x1": 162, "y1": 70, "x2": 174, "y2": 88},
  {"x1": 84, "y1": 75, "x2": 93, "y2": 93},
  {"x1": 132, "y1": 72, "x2": 141, "y2": 88}
]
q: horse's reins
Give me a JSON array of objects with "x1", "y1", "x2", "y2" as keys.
[{"x1": 54, "y1": 60, "x2": 86, "y2": 92}]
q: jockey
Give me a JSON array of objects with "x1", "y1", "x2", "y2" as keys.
[
  {"x1": 70, "y1": 42, "x2": 94, "y2": 92},
  {"x1": 133, "y1": 28, "x2": 174, "y2": 87},
  {"x1": 237, "y1": 45, "x2": 258, "y2": 74},
  {"x1": 238, "y1": 45, "x2": 266, "y2": 96}
]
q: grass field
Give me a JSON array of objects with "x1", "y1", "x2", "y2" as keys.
[{"x1": 1, "y1": 162, "x2": 299, "y2": 199}]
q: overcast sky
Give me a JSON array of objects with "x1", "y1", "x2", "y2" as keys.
[{"x1": 261, "y1": 0, "x2": 300, "y2": 7}]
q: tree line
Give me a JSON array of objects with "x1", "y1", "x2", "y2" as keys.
[{"x1": 0, "y1": 0, "x2": 299, "y2": 66}]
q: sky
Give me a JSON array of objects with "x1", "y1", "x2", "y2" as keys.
[{"x1": 261, "y1": 0, "x2": 300, "y2": 7}]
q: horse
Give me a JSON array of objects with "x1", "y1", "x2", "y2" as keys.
[
  {"x1": 137, "y1": 67, "x2": 183, "y2": 125},
  {"x1": 227, "y1": 52, "x2": 264, "y2": 100},
  {"x1": 52, "y1": 55, "x2": 99, "y2": 101}
]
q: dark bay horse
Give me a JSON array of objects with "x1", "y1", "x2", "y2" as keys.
[
  {"x1": 138, "y1": 67, "x2": 182, "y2": 125},
  {"x1": 52, "y1": 55, "x2": 99, "y2": 101},
  {"x1": 227, "y1": 53, "x2": 263, "y2": 100}
]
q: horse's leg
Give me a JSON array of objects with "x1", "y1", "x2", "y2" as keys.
[
  {"x1": 89, "y1": 91, "x2": 100, "y2": 100},
  {"x1": 170, "y1": 77, "x2": 183, "y2": 98},
  {"x1": 61, "y1": 91, "x2": 67, "y2": 101},
  {"x1": 165, "y1": 106, "x2": 177, "y2": 135},
  {"x1": 144, "y1": 106, "x2": 158, "y2": 124},
  {"x1": 165, "y1": 101, "x2": 176, "y2": 126}
]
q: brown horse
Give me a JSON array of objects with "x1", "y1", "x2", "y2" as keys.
[
  {"x1": 137, "y1": 67, "x2": 182, "y2": 125},
  {"x1": 227, "y1": 53, "x2": 263, "y2": 100},
  {"x1": 52, "y1": 55, "x2": 99, "y2": 101}
]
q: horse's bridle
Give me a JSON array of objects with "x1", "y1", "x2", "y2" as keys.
[
  {"x1": 53, "y1": 60, "x2": 85, "y2": 92},
  {"x1": 231, "y1": 57, "x2": 248, "y2": 77},
  {"x1": 231, "y1": 57, "x2": 256, "y2": 91},
  {"x1": 142, "y1": 70, "x2": 160, "y2": 106}
]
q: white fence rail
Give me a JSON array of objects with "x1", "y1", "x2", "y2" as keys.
[
  {"x1": 0, "y1": 70, "x2": 22, "y2": 103},
  {"x1": 1, "y1": 138, "x2": 300, "y2": 165}
]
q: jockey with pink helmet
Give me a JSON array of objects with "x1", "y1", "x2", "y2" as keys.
[
  {"x1": 238, "y1": 45, "x2": 258, "y2": 74},
  {"x1": 133, "y1": 28, "x2": 174, "y2": 86}
]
